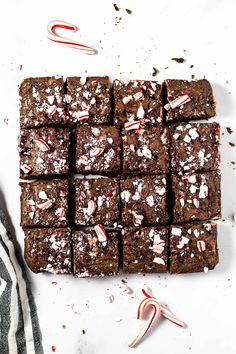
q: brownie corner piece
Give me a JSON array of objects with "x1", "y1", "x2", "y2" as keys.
[
  {"x1": 114, "y1": 79, "x2": 163, "y2": 127},
  {"x1": 122, "y1": 126, "x2": 170, "y2": 175},
  {"x1": 74, "y1": 177, "x2": 120, "y2": 226},
  {"x1": 24, "y1": 227, "x2": 71, "y2": 274},
  {"x1": 165, "y1": 78, "x2": 216, "y2": 123},
  {"x1": 122, "y1": 226, "x2": 168, "y2": 274},
  {"x1": 170, "y1": 122, "x2": 220, "y2": 174},
  {"x1": 72, "y1": 229, "x2": 119, "y2": 277},
  {"x1": 169, "y1": 223, "x2": 218, "y2": 274},
  {"x1": 20, "y1": 179, "x2": 69, "y2": 227},
  {"x1": 75, "y1": 125, "x2": 121, "y2": 174},
  {"x1": 172, "y1": 171, "x2": 221, "y2": 223},
  {"x1": 67, "y1": 76, "x2": 111, "y2": 125},
  {"x1": 19, "y1": 76, "x2": 66, "y2": 129},
  {"x1": 19, "y1": 127, "x2": 70, "y2": 178},
  {"x1": 121, "y1": 175, "x2": 168, "y2": 226}
]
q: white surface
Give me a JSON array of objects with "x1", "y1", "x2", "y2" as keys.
[{"x1": 0, "y1": 0, "x2": 236, "y2": 353}]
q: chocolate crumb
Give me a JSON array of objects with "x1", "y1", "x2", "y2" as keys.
[
  {"x1": 171, "y1": 57, "x2": 185, "y2": 63},
  {"x1": 152, "y1": 67, "x2": 159, "y2": 77},
  {"x1": 226, "y1": 127, "x2": 233, "y2": 134},
  {"x1": 164, "y1": 67, "x2": 169, "y2": 69},
  {"x1": 62, "y1": 325, "x2": 66, "y2": 329},
  {"x1": 125, "y1": 9, "x2": 132, "y2": 14},
  {"x1": 191, "y1": 74, "x2": 195, "y2": 79},
  {"x1": 222, "y1": 219, "x2": 225, "y2": 222},
  {"x1": 82, "y1": 330, "x2": 86, "y2": 334},
  {"x1": 190, "y1": 64, "x2": 194, "y2": 68},
  {"x1": 229, "y1": 142, "x2": 235, "y2": 147},
  {"x1": 113, "y1": 4, "x2": 120, "y2": 11},
  {"x1": 231, "y1": 161, "x2": 235, "y2": 165}
]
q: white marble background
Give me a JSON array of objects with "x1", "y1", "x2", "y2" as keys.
[{"x1": 0, "y1": 0, "x2": 236, "y2": 353}]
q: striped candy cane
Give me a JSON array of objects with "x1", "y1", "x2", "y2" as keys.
[{"x1": 47, "y1": 20, "x2": 96, "y2": 55}]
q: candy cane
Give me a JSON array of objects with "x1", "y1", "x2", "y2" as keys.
[
  {"x1": 128, "y1": 297, "x2": 161, "y2": 348},
  {"x1": 128, "y1": 289, "x2": 185, "y2": 347},
  {"x1": 94, "y1": 224, "x2": 107, "y2": 245},
  {"x1": 47, "y1": 20, "x2": 96, "y2": 55}
]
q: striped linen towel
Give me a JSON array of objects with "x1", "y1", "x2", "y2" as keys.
[{"x1": 0, "y1": 209, "x2": 43, "y2": 354}]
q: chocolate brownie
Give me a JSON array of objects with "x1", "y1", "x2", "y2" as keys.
[
  {"x1": 164, "y1": 79, "x2": 216, "y2": 123},
  {"x1": 122, "y1": 127, "x2": 170, "y2": 174},
  {"x1": 72, "y1": 229, "x2": 119, "y2": 277},
  {"x1": 67, "y1": 76, "x2": 111, "y2": 125},
  {"x1": 76, "y1": 126, "x2": 121, "y2": 174},
  {"x1": 20, "y1": 179, "x2": 69, "y2": 227},
  {"x1": 73, "y1": 177, "x2": 120, "y2": 227},
  {"x1": 170, "y1": 123, "x2": 220, "y2": 174},
  {"x1": 169, "y1": 223, "x2": 218, "y2": 273},
  {"x1": 114, "y1": 79, "x2": 163, "y2": 127},
  {"x1": 19, "y1": 77, "x2": 67, "y2": 128},
  {"x1": 122, "y1": 226, "x2": 168, "y2": 273},
  {"x1": 24, "y1": 228, "x2": 71, "y2": 274},
  {"x1": 121, "y1": 175, "x2": 168, "y2": 226},
  {"x1": 172, "y1": 171, "x2": 221, "y2": 223},
  {"x1": 19, "y1": 127, "x2": 70, "y2": 178}
]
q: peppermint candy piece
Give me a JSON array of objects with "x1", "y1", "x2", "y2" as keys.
[
  {"x1": 55, "y1": 207, "x2": 66, "y2": 220},
  {"x1": 132, "y1": 211, "x2": 144, "y2": 225},
  {"x1": 124, "y1": 121, "x2": 141, "y2": 131},
  {"x1": 90, "y1": 147, "x2": 104, "y2": 158},
  {"x1": 166, "y1": 94, "x2": 191, "y2": 110},
  {"x1": 77, "y1": 155, "x2": 88, "y2": 165},
  {"x1": 87, "y1": 200, "x2": 96, "y2": 216},
  {"x1": 197, "y1": 240, "x2": 206, "y2": 252},
  {"x1": 137, "y1": 104, "x2": 145, "y2": 119},
  {"x1": 20, "y1": 163, "x2": 31, "y2": 174},
  {"x1": 104, "y1": 97, "x2": 110, "y2": 104},
  {"x1": 37, "y1": 200, "x2": 53, "y2": 209},
  {"x1": 94, "y1": 224, "x2": 107, "y2": 245},
  {"x1": 122, "y1": 95, "x2": 132, "y2": 104},
  {"x1": 133, "y1": 92, "x2": 144, "y2": 101},
  {"x1": 47, "y1": 105, "x2": 57, "y2": 116},
  {"x1": 199, "y1": 184, "x2": 208, "y2": 199},
  {"x1": 65, "y1": 94, "x2": 72, "y2": 103},
  {"x1": 35, "y1": 138, "x2": 50, "y2": 152},
  {"x1": 75, "y1": 110, "x2": 89, "y2": 121}
]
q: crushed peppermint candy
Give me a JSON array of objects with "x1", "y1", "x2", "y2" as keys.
[
  {"x1": 124, "y1": 121, "x2": 140, "y2": 131},
  {"x1": 153, "y1": 257, "x2": 165, "y2": 265},
  {"x1": 37, "y1": 200, "x2": 53, "y2": 209},
  {"x1": 199, "y1": 184, "x2": 208, "y2": 198},
  {"x1": 166, "y1": 94, "x2": 191, "y2": 110},
  {"x1": 94, "y1": 224, "x2": 107, "y2": 245},
  {"x1": 35, "y1": 138, "x2": 50, "y2": 151},
  {"x1": 177, "y1": 236, "x2": 189, "y2": 249},
  {"x1": 133, "y1": 92, "x2": 144, "y2": 101},
  {"x1": 90, "y1": 147, "x2": 104, "y2": 158},
  {"x1": 87, "y1": 200, "x2": 96, "y2": 216},
  {"x1": 197, "y1": 240, "x2": 206, "y2": 252},
  {"x1": 20, "y1": 163, "x2": 31, "y2": 174}
]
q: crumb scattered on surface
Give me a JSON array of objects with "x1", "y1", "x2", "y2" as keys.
[
  {"x1": 16, "y1": 64, "x2": 22, "y2": 71},
  {"x1": 164, "y1": 67, "x2": 169, "y2": 69},
  {"x1": 126, "y1": 9, "x2": 132, "y2": 14},
  {"x1": 116, "y1": 318, "x2": 123, "y2": 322},
  {"x1": 51, "y1": 281, "x2": 57, "y2": 285},
  {"x1": 82, "y1": 330, "x2": 86, "y2": 334},
  {"x1": 229, "y1": 142, "x2": 235, "y2": 147},
  {"x1": 191, "y1": 74, "x2": 195, "y2": 79},
  {"x1": 62, "y1": 324, "x2": 66, "y2": 329},
  {"x1": 71, "y1": 304, "x2": 79, "y2": 314},
  {"x1": 52, "y1": 346, "x2": 56, "y2": 352},
  {"x1": 230, "y1": 161, "x2": 235, "y2": 165},
  {"x1": 3, "y1": 117, "x2": 9, "y2": 125},
  {"x1": 171, "y1": 57, "x2": 185, "y2": 63},
  {"x1": 152, "y1": 67, "x2": 159, "y2": 77},
  {"x1": 226, "y1": 127, "x2": 233, "y2": 134},
  {"x1": 190, "y1": 65, "x2": 194, "y2": 68},
  {"x1": 113, "y1": 3, "x2": 120, "y2": 11},
  {"x1": 226, "y1": 80, "x2": 229, "y2": 84}
]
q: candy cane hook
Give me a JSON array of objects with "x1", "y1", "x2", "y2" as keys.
[{"x1": 47, "y1": 20, "x2": 96, "y2": 55}]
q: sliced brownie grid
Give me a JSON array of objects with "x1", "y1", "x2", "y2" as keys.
[{"x1": 19, "y1": 76, "x2": 221, "y2": 276}]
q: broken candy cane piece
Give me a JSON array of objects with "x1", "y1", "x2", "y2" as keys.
[
  {"x1": 37, "y1": 200, "x2": 53, "y2": 209},
  {"x1": 55, "y1": 207, "x2": 66, "y2": 220},
  {"x1": 132, "y1": 211, "x2": 144, "y2": 225},
  {"x1": 47, "y1": 105, "x2": 57, "y2": 116},
  {"x1": 94, "y1": 224, "x2": 107, "y2": 245},
  {"x1": 124, "y1": 121, "x2": 141, "y2": 131},
  {"x1": 65, "y1": 94, "x2": 72, "y2": 103},
  {"x1": 75, "y1": 110, "x2": 89, "y2": 121},
  {"x1": 77, "y1": 155, "x2": 88, "y2": 165},
  {"x1": 89, "y1": 147, "x2": 104, "y2": 158},
  {"x1": 133, "y1": 92, "x2": 144, "y2": 101},
  {"x1": 35, "y1": 138, "x2": 50, "y2": 151},
  {"x1": 122, "y1": 95, "x2": 133, "y2": 104},
  {"x1": 197, "y1": 240, "x2": 206, "y2": 252},
  {"x1": 47, "y1": 20, "x2": 96, "y2": 55},
  {"x1": 87, "y1": 200, "x2": 96, "y2": 216},
  {"x1": 165, "y1": 94, "x2": 191, "y2": 110},
  {"x1": 20, "y1": 163, "x2": 32, "y2": 174}
]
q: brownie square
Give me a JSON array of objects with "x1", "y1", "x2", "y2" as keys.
[
  {"x1": 19, "y1": 127, "x2": 70, "y2": 178},
  {"x1": 165, "y1": 79, "x2": 216, "y2": 123},
  {"x1": 74, "y1": 178, "x2": 120, "y2": 227},
  {"x1": 114, "y1": 79, "x2": 163, "y2": 127},
  {"x1": 76, "y1": 126, "x2": 121, "y2": 174},
  {"x1": 122, "y1": 226, "x2": 168, "y2": 273},
  {"x1": 121, "y1": 175, "x2": 168, "y2": 226},
  {"x1": 122, "y1": 127, "x2": 170, "y2": 175},
  {"x1": 67, "y1": 76, "x2": 111, "y2": 125},
  {"x1": 169, "y1": 223, "x2": 218, "y2": 274},
  {"x1": 170, "y1": 123, "x2": 220, "y2": 174},
  {"x1": 19, "y1": 77, "x2": 67, "y2": 129},
  {"x1": 24, "y1": 228, "x2": 71, "y2": 274},
  {"x1": 72, "y1": 229, "x2": 119, "y2": 277},
  {"x1": 20, "y1": 179, "x2": 69, "y2": 227},
  {"x1": 172, "y1": 171, "x2": 221, "y2": 223}
]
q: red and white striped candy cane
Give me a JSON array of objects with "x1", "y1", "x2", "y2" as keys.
[{"x1": 47, "y1": 20, "x2": 96, "y2": 55}]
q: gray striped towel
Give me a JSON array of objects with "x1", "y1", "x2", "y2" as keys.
[{"x1": 0, "y1": 209, "x2": 43, "y2": 354}]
